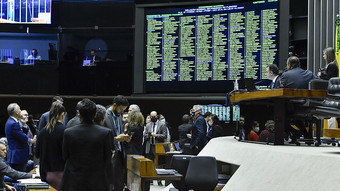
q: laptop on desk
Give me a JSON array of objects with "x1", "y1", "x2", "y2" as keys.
[{"x1": 244, "y1": 78, "x2": 257, "y2": 92}]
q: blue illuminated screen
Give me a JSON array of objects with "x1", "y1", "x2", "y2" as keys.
[
  {"x1": 0, "y1": 0, "x2": 52, "y2": 24},
  {"x1": 201, "y1": 104, "x2": 230, "y2": 122}
]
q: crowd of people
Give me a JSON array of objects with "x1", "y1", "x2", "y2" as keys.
[{"x1": 0, "y1": 95, "x2": 225, "y2": 191}]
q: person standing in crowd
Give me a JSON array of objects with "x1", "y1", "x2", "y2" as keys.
[
  {"x1": 126, "y1": 110, "x2": 144, "y2": 155},
  {"x1": 206, "y1": 114, "x2": 223, "y2": 141},
  {"x1": 128, "y1": 104, "x2": 140, "y2": 113},
  {"x1": 61, "y1": 99, "x2": 113, "y2": 191},
  {"x1": 266, "y1": 64, "x2": 281, "y2": 89},
  {"x1": 178, "y1": 114, "x2": 192, "y2": 148},
  {"x1": 122, "y1": 112, "x2": 129, "y2": 124},
  {"x1": 0, "y1": 141, "x2": 36, "y2": 191},
  {"x1": 36, "y1": 102, "x2": 66, "y2": 190},
  {"x1": 203, "y1": 112, "x2": 212, "y2": 138},
  {"x1": 5, "y1": 103, "x2": 36, "y2": 172},
  {"x1": 38, "y1": 96, "x2": 68, "y2": 131},
  {"x1": 144, "y1": 111, "x2": 167, "y2": 161},
  {"x1": 190, "y1": 105, "x2": 207, "y2": 155},
  {"x1": 144, "y1": 110, "x2": 167, "y2": 186},
  {"x1": 19, "y1": 110, "x2": 35, "y2": 172},
  {"x1": 66, "y1": 101, "x2": 81, "y2": 128},
  {"x1": 104, "y1": 95, "x2": 131, "y2": 191},
  {"x1": 94, "y1": 104, "x2": 107, "y2": 126},
  {"x1": 280, "y1": 56, "x2": 318, "y2": 89},
  {"x1": 318, "y1": 47, "x2": 339, "y2": 80},
  {"x1": 20, "y1": 110, "x2": 34, "y2": 151},
  {"x1": 159, "y1": 114, "x2": 171, "y2": 142}
]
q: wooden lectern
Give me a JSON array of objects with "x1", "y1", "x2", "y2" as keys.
[{"x1": 127, "y1": 155, "x2": 182, "y2": 191}]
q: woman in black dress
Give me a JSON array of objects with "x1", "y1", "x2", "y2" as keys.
[
  {"x1": 36, "y1": 102, "x2": 66, "y2": 190},
  {"x1": 318, "y1": 47, "x2": 339, "y2": 80}
]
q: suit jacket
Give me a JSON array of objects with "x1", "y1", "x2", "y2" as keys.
[
  {"x1": 66, "y1": 116, "x2": 81, "y2": 128},
  {"x1": 280, "y1": 67, "x2": 318, "y2": 89},
  {"x1": 0, "y1": 158, "x2": 32, "y2": 189},
  {"x1": 190, "y1": 115, "x2": 207, "y2": 151},
  {"x1": 178, "y1": 123, "x2": 192, "y2": 148},
  {"x1": 320, "y1": 61, "x2": 339, "y2": 80},
  {"x1": 5, "y1": 117, "x2": 29, "y2": 165},
  {"x1": 271, "y1": 76, "x2": 281, "y2": 89},
  {"x1": 143, "y1": 121, "x2": 168, "y2": 154},
  {"x1": 35, "y1": 122, "x2": 66, "y2": 182},
  {"x1": 38, "y1": 111, "x2": 68, "y2": 131},
  {"x1": 61, "y1": 123, "x2": 113, "y2": 191},
  {"x1": 104, "y1": 108, "x2": 124, "y2": 152}
]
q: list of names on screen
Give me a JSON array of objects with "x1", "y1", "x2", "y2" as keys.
[{"x1": 145, "y1": 0, "x2": 278, "y2": 83}]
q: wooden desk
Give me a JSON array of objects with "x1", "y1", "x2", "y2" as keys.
[
  {"x1": 230, "y1": 89, "x2": 327, "y2": 145},
  {"x1": 127, "y1": 155, "x2": 182, "y2": 191}
]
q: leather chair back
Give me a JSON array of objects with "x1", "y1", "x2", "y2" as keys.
[
  {"x1": 309, "y1": 79, "x2": 329, "y2": 90},
  {"x1": 185, "y1": 156, "x2": 218, "y2": 191},
  {"x1": 170, "y1": 155, "x2": 194, "y2": 191},
  {"x1": 328, "y1": 77, "x2": 340, "y2": 95}
]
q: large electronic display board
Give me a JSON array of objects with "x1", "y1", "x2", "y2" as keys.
[{"x1": 134, "y1": 0, "x2": 289, "y2": 94}]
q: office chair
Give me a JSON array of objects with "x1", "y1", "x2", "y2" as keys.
[
  {"x1": 170, "y1": 155, "x2": 194, "y2": 191},
  {"x1": 310, "y1": 77, "x2": 340, "y2": 146},
  {"x1": 185, "y1": 156, "x2": 218, "y2": 191},
  {"x1": 309, "y1": 79, "x2": 329, "y2": 90},
  {"x1": 286, "y1": 79, "x2": 329, "y2": 146}
]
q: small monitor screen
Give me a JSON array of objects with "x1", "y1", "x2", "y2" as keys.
[
  {"x1": 0, "y1": 0, "x2": 52, "y2": 24},
  {"x1": 200, "y1": 104, "x2": 229, "y2": 121},
  {"x1": 232, "y1": 105, "x2": 240, "y2": 121}
]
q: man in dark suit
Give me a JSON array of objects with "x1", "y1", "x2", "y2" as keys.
[
  {"x1": 280, "y1": 56, "x2": 318, "y2": 89},
  {"x1": 66, "y1": 101, "x2": 81, "y2": 128},
  {"x1": 5, "y1": 103, "x2": 36, "y2": 172},
  {"x1": 190, "y1": 105, "x2": 208, "y2": 155},
  {"x1": 178, "y1": 114, "x2": 192, "y2": 148},
  {"x1": 61, "y1": 98, "x2": 113, "y2": 191},
  {"x1": 38, "y1": 96, "x2": 68, "y2": 131},
  {"x1": 0, "y1": 141, "x2": 35, "y2": 191},
  {"x1": 104, "y1": 95, "x2": 131, "y2": 191},
  {"x1": 266, "y1": 64, "x2": 281, "y2": 89}
]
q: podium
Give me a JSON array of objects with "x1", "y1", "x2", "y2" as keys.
[{"x1": 127, "y1": 155, "x2": 182, "y2": 191}]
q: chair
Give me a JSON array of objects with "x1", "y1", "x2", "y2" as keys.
[
  {"x1": 285, "y1": 79, "x2": 329, "y2": 146},
  {"x1": 310, "y1": 77, "x2": 340, "y2": 146},
  {"x1": 170, "y1": 155, "x2": 194, "y2": 191},
  {"x1": 185, "y1": 156, "x2": 218, "y2": 191},
  {"x1": 309, "y1": 79, "x2": 329, "y2": 90}
]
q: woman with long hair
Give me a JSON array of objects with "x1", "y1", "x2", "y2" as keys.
[
  {"x1": 36, "y1": 102, "x2": 66, "y2": 190},
  {"x1": 318, "y1": 47, "x2": 339, "y2": 80},
  {"x1": 126, "y1": 110, "x2": 144, "y2": 155}
]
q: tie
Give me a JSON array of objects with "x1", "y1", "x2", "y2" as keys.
[{"x1": 151, "y1": 123, "x2": 155, "y2": 144}]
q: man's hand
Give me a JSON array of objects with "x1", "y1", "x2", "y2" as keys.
[
  {"x1": 317, "y1": 71, "x2": 321, "y2": 77},
  {"x1": 5, "y1": 184, "x2": 16, "y2": 191},
  {"x1": 151, "y1": 133, "x2": 157, "y2": 138},
  {"x1": 116, "y1": 134, "x2": 132, "y2": 142},
  {"x1": 31, "y1": 137, "x2": 37, "y2": 144}
]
